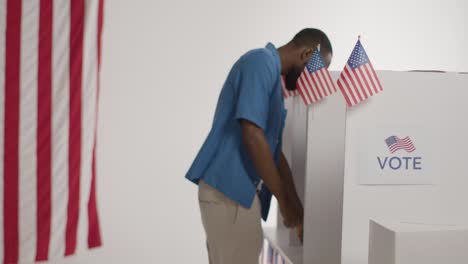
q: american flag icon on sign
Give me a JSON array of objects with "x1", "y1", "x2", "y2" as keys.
[
  {"x1": 296, "y1": 48, "x2": 337, "y2": 105},
  {"x1": 337, "y1": 39, "x2": 383, "y2": 107},
  {"x1": 385, "y1": 136, "x2": 416, "y2": 153}
]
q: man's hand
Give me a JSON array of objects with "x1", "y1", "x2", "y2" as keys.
[
  {"x1": 279, "y1": 195, "x2": 304, "y2": 243},
  {"x1": 277, "y1": 151, "x2": 304, "y2": 227},
  {"x1": 296, "y1": 222, "x2": 304, "y2": 244},
  {"x1": 278, "y1": 194, "x2": 303, "y2": 228}
]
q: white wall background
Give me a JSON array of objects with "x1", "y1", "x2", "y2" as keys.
[{"x1": 58, "y1": 0, "x2": 468, "y2": 263}]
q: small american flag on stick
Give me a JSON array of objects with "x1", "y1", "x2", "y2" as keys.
[
  {"x1": 337, "y1": 38, "x2": 383, "y2": 107},
  {"x1": 296, "y1": 48, "x2": 337, "y2": 105}
]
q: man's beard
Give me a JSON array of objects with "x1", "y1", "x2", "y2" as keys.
[{"x1": 284, "y1": 66, "x2": 303, "y2": 91}]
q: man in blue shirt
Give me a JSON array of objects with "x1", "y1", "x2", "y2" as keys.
[{"x1": 186, "y1": 28, "x2": 333, "y2": 264}]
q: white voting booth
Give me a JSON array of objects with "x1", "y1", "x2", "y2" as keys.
[
  {"x1": 262, "y1": 71, "x2": 468, "y2": 264},
  {"x1": 368, "y1": 219, "x2": 468, "y2": 264}
]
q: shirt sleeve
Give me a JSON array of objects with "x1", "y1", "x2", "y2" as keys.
[{"x1": 234, "y1": 55, "x2": 274, "y2": 131}]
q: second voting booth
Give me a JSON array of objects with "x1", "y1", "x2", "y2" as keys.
[{"x1": 262, "y1": 71, "x2": 468, "y2": 264}]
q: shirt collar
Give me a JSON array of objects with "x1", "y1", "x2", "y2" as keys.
[{"x1": 265, "y1": 42, "x2": 282, "y2": 77}]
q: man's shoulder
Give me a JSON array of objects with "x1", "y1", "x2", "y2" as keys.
[
  {"x1": 234, "y1": 46, "x2": 277, "y2": 81},
  {"x1": 239, "y1": 47, "x2": 275, "y2": 66}
]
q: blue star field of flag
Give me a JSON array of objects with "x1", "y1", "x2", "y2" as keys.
[
  {"x1": 306, "y1": 48, "x2": 326, "y2": 73},
  {"x1": 348, "y1": 40, "x2": 370, "y2": 69}
]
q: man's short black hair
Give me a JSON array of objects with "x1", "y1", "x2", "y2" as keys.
[{"x1": 291, "y1": 28, "x2": 333, "y2": 55}]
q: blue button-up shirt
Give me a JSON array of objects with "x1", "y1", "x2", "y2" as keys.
[{"x1": 185, "y1": 43, "x2": 287, "y2": 220}]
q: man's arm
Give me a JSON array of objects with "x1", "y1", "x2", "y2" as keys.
[
  {"x1": 278, "y1": 151, "x2": 304, "y2": 242},
  {"x1": 240, "y1": 119, "x2": 302, "y2": 228},
  {"x1": 278, "y1": 151, "x2": 302, "y2": 213}
]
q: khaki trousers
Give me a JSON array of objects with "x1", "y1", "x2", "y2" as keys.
[{"x1": 198, "y1": 180, "x2": 263, "y2": 264}]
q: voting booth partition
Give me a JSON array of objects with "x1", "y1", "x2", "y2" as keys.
[{"x1": 261, "y1": 71, "x2": 468, "y2": 264}]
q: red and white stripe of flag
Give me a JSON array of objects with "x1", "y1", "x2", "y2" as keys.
[
  {"x1": 259, "y1": 240, "x2": 265, "y2": 264},
  {"x1": 1, "y1": 0, "x2": 104, "y2": 263},
  {"x1": 297, "y1": 67, "x2": 337, "y2": 105},
  {"x1": 389, "y1": 136, "x2": 416, "y2": 153},
  {"x1": 280, "y1": 76, "x2": 298, "y2": 99},
  {"x1": 261, "y1": 240, "x2": 291, "y2": 264},
  {"x1": 337, "y1": 62, "x2": 383, "y2": 107}
]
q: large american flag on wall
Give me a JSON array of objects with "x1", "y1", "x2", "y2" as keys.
[{"x1": 0, "y1": 0, "x2": 104, "y2": 263}]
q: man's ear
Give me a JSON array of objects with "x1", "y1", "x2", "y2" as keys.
[{"x1": 300, "y1": 47, "x2": 314, "y2": 63}]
